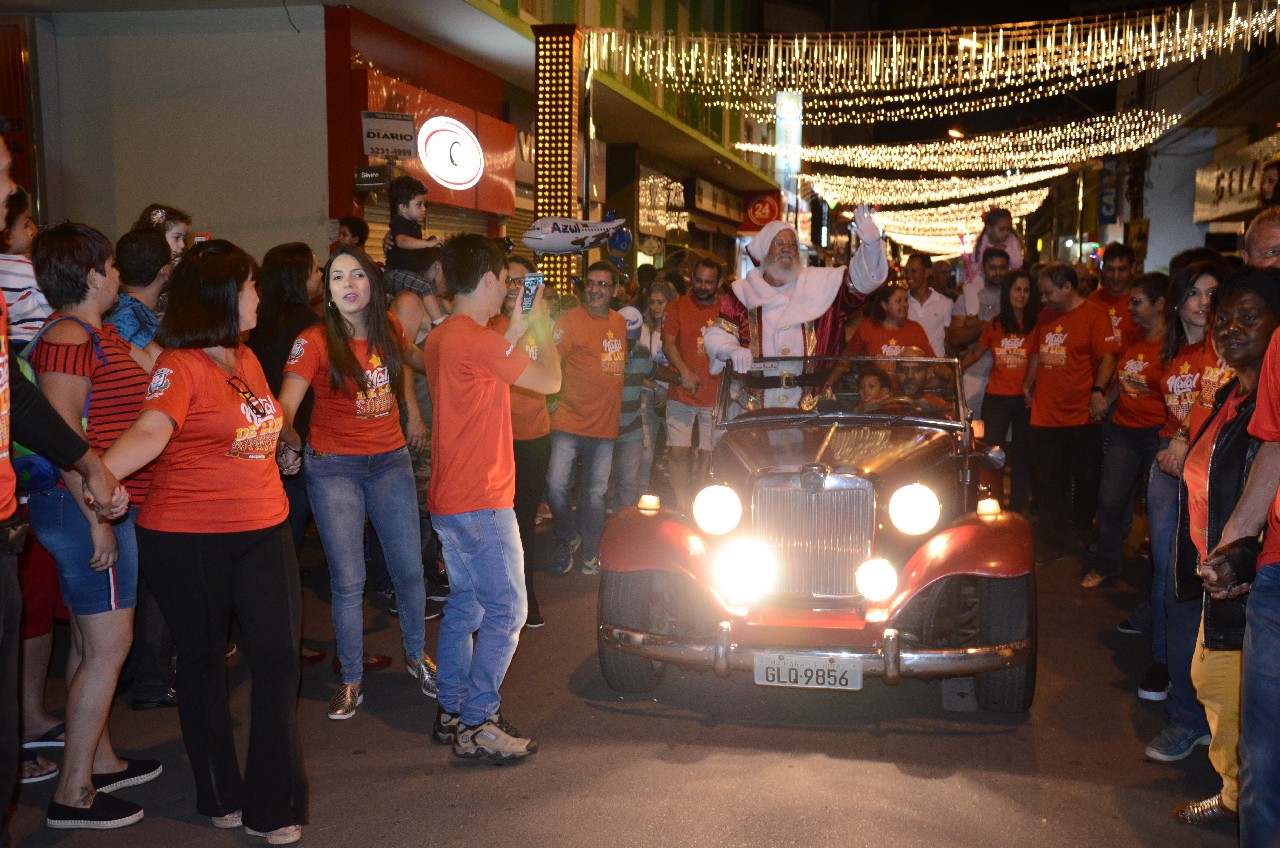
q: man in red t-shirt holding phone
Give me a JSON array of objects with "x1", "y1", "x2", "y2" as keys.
[{"x1": 424, "y1": 235, "x2": 560, "y2": 762}]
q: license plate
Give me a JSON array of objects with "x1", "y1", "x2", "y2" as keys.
[{"x1": 753, "y1": 653, "x2": 863, "y2": 690}]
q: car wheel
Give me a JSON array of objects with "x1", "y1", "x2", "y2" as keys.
[
  {"x1": 974, "y1": 573, "x2": 1037, "y2": 714},
  {"x1": 598, "y1": 570, "x2": 668, "y2": 693}
]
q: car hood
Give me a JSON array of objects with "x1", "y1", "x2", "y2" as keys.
[{"x1": 716, "y1": 421, "x2": 954, "y2": 482}]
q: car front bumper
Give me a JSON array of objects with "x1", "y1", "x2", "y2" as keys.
[{"x1": 598, "y1": 621, "x2": 1030, "y2": 683}]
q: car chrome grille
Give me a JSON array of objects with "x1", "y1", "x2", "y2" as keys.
[{"x1": 752, "y1": 474, "x2": 874, "y2": 596}]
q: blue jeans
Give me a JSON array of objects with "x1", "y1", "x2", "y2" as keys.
[
  {"x1": 1093, "y1": 424, "x2": 1159, "y2": 578},
  {"x1": 607, "y1": 435, "x2": 645, "y2": 512},
  {"x1": 431, "y1": 509, "x2": 526, "y2": 725},
  {"x1": 547, "y1": 431, "x2": 615, "y2": 561},
  {"x1": 1148, "y1": 452, "x2": 1209, "y2": 737},
  {"x1": 28, "y1": 487, "x2": 139, "y2": 615},
  {"x1": 306, "y1": 446, "x2": 425, "y2": 684},
  {"x1": 1241, "y1": 565, "x2": 1280, "y2": 847}
]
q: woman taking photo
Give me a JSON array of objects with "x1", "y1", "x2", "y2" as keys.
[
  {"x1": 1082, "y1": 273, "x2": 1171, "y2": 590},
  {"x1": 960, "y1": 268, "x2": 1041, "y2": 512},
  {"x1": 1169, "y1": 270, "x2": 1280, "y2": 826},
  {"x1": 102, "y1": 239, "x2": 306, "y2": 844},
  {"x1": 276, "y1": 246, "x2": 436, "y2": 721},
  {"x1": 29, "y1": 223, "x2": 160, "y2": 830},
  {"x1": 1142, "y1": 261, "x2": 1223, "y2": 759}
]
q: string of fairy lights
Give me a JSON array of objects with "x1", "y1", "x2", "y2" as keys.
[
  {"x1": 875, "y1": 187, "x2": 1053, "y2": 255},
  {"x1": 737, "y1": 109, "x2": 1180, "y2": 173},
  {"x1": 581, "y1": 0, "x2": 1278, "y2": 123},
  {"x1": 804, "y1": 167, "x2": 1068, "y2": 208}
]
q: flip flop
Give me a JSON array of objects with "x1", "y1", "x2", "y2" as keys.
[
  {"x1": 20, "y1": 749, "x2": 59, "y2": 784},
  {"x1": 23, "y1": 722, "x2": 65, "y2": 749}
]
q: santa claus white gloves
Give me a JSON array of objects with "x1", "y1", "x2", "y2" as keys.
[
  {"x1": 853, "y1": 204, "x2": 881, "y2": 243},
  {"x1": 728, "y1": 346, "x2": 754, "y2": 374}
]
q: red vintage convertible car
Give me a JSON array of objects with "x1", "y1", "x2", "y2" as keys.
[{"x1": 597, "y1": 355, "x2": 1036, "y2": 713}]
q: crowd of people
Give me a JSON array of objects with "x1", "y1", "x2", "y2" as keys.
[{"x1": 3, "y1": 135, "x2": 1280, "y2": 846}]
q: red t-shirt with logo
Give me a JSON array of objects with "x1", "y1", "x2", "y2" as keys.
[
  {"x1": 1187, "y1": 350, "x2": 1236, "y2": 443},
  {"x1": 424, "y1": 315, "x2": 531, "y2": 515},
  {"x1": 664, "y1": 294, "x2": 721, "y2": 407},
  {"x1": 1028, "y1": 300, "x2": 1120, "y2": 427},
  {"x1": 551, "y1": 306, "x2": 626, "y2": 439},
  {"x1": 1088, "y1": 288, "x2": 1142, "y2": 349},
  {"x1": 489, "y1": 314, "x2": 551, "y2": 441},
  {"x1": 283, "y1": 314, "x2": 409, "y2": 455},
  {"x1": 847, "y1": 318, "x2": 935, "y2": 358},
  {"x1": 1185, "y1": 388, "x2": 1248, "y2": 559},
  {"x1": 138, "y1": 348, "x2": 289, "y2": 533},
  {"x1": 1158, "y1": 341, "x2": 1206, "y2": 439},
  {"x1": 1249, "y1": 330, "x2": 1280, "y2": 569},
  {"x1": 978, "y1": 319, "x2": 1031, "y2": 397},
  {"x1": 1112, "y1": 337, "x2": 1166, "y2": 429}
]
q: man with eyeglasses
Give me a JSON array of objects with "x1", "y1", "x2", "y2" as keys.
[
  {"x1": 703, "y1": 207, "x2": 887, "y2": 409},
  {"x1": 546, "y1": 261, "x2": 627, "y2": 576}
]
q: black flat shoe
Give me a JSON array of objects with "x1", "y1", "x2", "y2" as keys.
[
  {"x1": 46, "y1": 792, "x2": 143, "y2": 830},
  {"x1": 92, "y1": 758, "x2": 163, "y2": 793},
  {"x1": 130, "y1": 689, "x2": 178, "y2": 711}
]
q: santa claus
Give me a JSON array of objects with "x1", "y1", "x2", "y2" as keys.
[{"x1": 703, "y1": 205, "x2": 887, "y2": 408}]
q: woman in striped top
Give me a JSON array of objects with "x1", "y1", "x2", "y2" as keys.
[{"x1": 28, "y1": 223, "x2": 160, "y2": 831}]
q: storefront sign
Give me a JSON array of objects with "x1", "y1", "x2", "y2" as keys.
[
  {"x1": 361, "y1": 111, "x2": 415, "y2": 159},
  {"x1": 365, "y1": 69, "x2": 515, "y2": 216},
  {"x1": 740, "y1": 191, "x2": 783, "y2": 233},
  {"x1": 1194, "y1": 131, "x2": 1280, "y2": 222},
  {"x1": 418, "y1": 115, "x2": 485, "y2": 191},
  {"x1": 354, "y1": 164, "x2": 390, "y2": 191}
]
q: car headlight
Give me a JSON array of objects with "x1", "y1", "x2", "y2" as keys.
[
  {"x1": 712, "y1": 538, "x2": 777, "y2": 604},
  {"x1": 855, "y1": 558, "x2": 898, "y2": 602},
  {"x1": 692, "y1": 484, "x2": 743, "y2": 536},
  {"x1": 888, "y1": 483, "x2": 941, "y2": 536}
]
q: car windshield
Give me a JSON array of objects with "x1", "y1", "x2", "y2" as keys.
[{"x1": 714, "y1": 355, "x2": 963, "y2": 427}]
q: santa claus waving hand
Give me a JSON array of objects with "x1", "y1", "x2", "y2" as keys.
[{"x1": 703, "y1": 205, "x2": 888, "y2": 408}]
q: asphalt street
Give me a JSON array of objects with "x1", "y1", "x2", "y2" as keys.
[{"x1": 9, "y1": 527, "x2": 1238, "y2": 848}]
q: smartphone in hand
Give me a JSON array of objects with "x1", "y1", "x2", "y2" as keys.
[{"x1": 521, "y1": 273, "x2": 544, "y2": 313}]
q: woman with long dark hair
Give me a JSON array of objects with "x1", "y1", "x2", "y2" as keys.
[
  {"x1": 276, "y1": 246, "x2": 436, "y2": 721},
  {"x1": 247, "y1": 243, "x2": 321, "y2": 548},
  {"x1": 102, "y1": 239, "x2": 306, "y2": 843},
  {"x1": 1143, "y1": 260, "x2": 1224, "y2": 759},
  {"x1": 959, "y1": 268, "x2": 1041, "y2": 511}
]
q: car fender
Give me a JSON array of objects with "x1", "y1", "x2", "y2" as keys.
[
  {"x1": 885, "y1": 511, "x2": 1034, "y2": 618},
  {"x1": 600, "y1": 507, "x2": 709, "y2": 578}
]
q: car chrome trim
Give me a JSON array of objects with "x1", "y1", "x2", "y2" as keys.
[{"x1": 599, "y1": 624, "x2": 1030, "y2": 683}]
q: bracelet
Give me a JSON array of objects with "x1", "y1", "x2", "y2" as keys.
[{"x1": 279, "y1": 441, "x2": 302, "y2": 455}]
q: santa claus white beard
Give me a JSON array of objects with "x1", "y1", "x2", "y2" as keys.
[{"x1": 763, "y1": 255, "x2": 800, "y2": 288}]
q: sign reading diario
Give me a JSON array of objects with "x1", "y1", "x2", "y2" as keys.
[{"x1": 361, "y1": 111, "x2": 416, "y2": 159}]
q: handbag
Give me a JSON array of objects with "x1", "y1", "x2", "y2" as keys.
[{"x1": 11, "y1": 316, "x2": 104, "y2": 495}]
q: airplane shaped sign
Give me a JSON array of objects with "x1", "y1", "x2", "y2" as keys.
[{"x1": 521, "y1": 216, "x2": 627, "y2": 256}]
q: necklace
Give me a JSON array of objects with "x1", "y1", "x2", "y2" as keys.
[{"x1": 204, "y1": 347, "x2": 236, "y2": 376}]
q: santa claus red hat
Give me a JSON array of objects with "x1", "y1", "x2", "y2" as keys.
[{"x1": 746, "y1": 220, "x2": 799, "y2": 265}]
